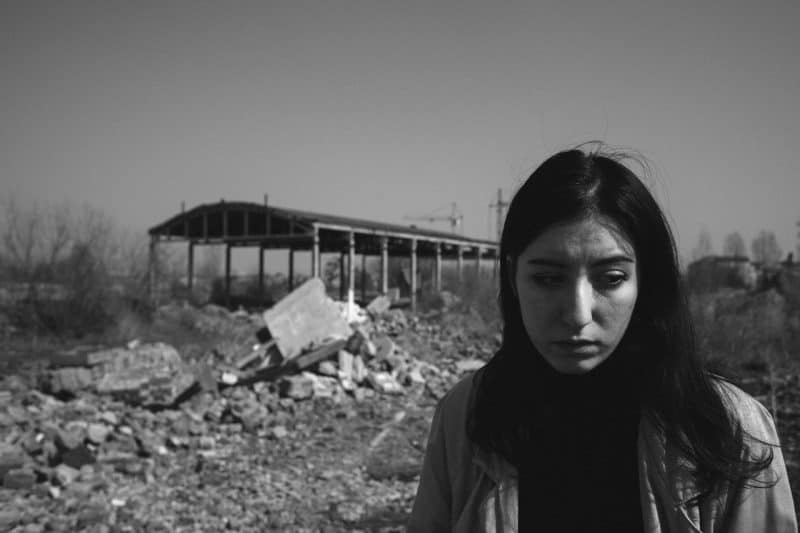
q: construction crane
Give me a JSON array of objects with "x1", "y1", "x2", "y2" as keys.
[{"x1": 404, "y1": 202, "x2": 464, "y2": 233}]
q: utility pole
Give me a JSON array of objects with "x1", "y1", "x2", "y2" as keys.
[{"x1": 489, "y1": 188, "x2": 509, "y2": 243}]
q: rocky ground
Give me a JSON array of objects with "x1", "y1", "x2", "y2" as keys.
[
  {"x1": 0, "y1": 288, "x2": 498, "y2": 532},
  {"x1": 1, "y1": 288, "x2": 798, "y2": 532}
]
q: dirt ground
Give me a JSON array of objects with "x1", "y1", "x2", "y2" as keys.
[{"x1": 1, "y1": 304, "x2": 799, "y2": 532}]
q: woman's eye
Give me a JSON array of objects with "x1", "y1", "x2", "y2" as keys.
[{"x1": 599, "y1": 271, "x2": 628, "y2": 288}]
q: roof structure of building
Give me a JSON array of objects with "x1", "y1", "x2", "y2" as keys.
[{"x1": 147, "y1": 200, "x2": 499, "y2": 308}]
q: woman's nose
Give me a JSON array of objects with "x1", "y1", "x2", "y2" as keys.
[{"x1": 561, "y1": 279, "x2": 593, "y2": 328}]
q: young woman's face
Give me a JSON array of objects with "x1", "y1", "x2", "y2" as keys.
[{"x1": 513, "y1": 215, "x2": 638, "y2": 375}]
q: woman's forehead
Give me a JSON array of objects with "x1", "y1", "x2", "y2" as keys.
[{"x1": 518, "y1": 215, "x2": 636, "y2": 262}]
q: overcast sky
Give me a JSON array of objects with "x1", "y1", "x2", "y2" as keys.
[{"x1": 2, "y1": 0, "x2": 798, "y2": 266}]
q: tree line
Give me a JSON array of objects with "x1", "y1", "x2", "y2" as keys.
[{"x1": 691, "y1": 229, "x2": 790, "y2": 265}]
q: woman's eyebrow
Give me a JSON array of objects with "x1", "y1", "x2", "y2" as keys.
[{"x1": 524, "y1": 254, "x2": 634, "y2": 267}]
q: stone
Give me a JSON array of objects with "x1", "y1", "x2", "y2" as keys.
[
  {"x1": 61, "y1": 445, "x2": 95, "y2": 469},
  {"x1": 374, "y1": 335, "x2": 395, "y2": 360},
  {"x1": 56, "y1": 427, "x2": 84, "y2": 451},
  {"x1": 352, "y1": 355, "x2": 368, "y2": 384},
  {"x1": 262, "y1": 278, "x2": 352, "y2": 360},
  {"x1": 271, "y1": 425, "x2": 288, "y2": 439},
  {"x1": 0, "y1": 510, "x2": 21, "y2": 530},
  {"x1": 54, "y1": 464, "x2": 80, "y2": 487},
  {"x1": 455, "y1": 359, "x2": 485, "y2": 374},
  {"x1": 0, "y1": 443, "x2": 26, "y2": 478},
  {"x1": 337, "y1": 350, "x2": 354, "y2": 379},
  {"x1": 3, "y1": 467, "x2": 36, "y2": 490},
  {"x1": 365, "y1": 295, "x2": 391, "y2": 316},
  {"x1": 317, "y1": 360, "x2": 338, "y2": 377},
  {"x1": 86, "y1": 423, "x2": 110, "y2": 445},
  {"x1": 49, "y1": 367, "x2": 93, "y2": 395},
  {"x1": 366, "y1": 371, "x2": 403, "y2": 395},
  {"x1": 98, "y1": 411, "x2": 118, "y2": 426},
  {"x1": 278, "y1": 374, "x2": 314, "y2": 400},
  {"x1": 193, "y1": 361, "x2": 218, "y2": 393},
  {"x1": 303, "y1": 372, "x2": 338, "y2": 399}
]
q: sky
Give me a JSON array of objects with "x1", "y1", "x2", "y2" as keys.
[{"x1": 2, "y1": 0, "x2": 798, "y2": 268}]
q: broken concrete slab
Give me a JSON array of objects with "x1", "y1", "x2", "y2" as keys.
[
  {"x1": 95, "y1": 343, "x2": 196, "y2": 407},
  {"x1": 263, "y1": 278, "x2": 352, "y2": 360}
]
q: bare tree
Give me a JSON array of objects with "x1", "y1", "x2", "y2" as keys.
[
  {"x1": 691, "y1": 228, "x2": 714, "y2": 262},
  {"x1": 751, "y1": 230, "x2": 783, "y2": 265},
  {"x1": 722, "y1": 232, "x2": 747, "y2": 258}
]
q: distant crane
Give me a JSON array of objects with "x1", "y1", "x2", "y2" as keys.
[{"x1": 404, "y1": 202, "x2": 464, "y2": 234}]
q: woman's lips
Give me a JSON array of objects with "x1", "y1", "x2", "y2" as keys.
[{"x1": 552, "y1": 339, "x2": 602, "y2": 356}]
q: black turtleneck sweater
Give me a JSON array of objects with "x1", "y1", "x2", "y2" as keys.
[{"x1": 517, "y1": 350, "x2": 644, "y2": 532}]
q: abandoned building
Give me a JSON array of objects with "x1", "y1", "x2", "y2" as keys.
[{"x1": 147, "y1": 200, "x2": 499, "y2": 309}]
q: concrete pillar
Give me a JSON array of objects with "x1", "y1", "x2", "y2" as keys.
[
  {"x1": 187, "y1": 241, "x2": 194, "y2": 292},
  {"x1": 288, "y1": 247, "x2": 295, "y2": 291},
  {"x1": 457, "y1": 245, "x2": 463, "y2": 285},
  {"x1": 148, "y1": 235, "x2": 158, "y2": 306},
  {"x1": 380, "y1": 237, "x2": 389, "y2": 295},
  {"x1": 474, "y1": 246, "x2": 482, "y2": 281},
  {"x1": 258, "y1": 244, "x2": 264, "y2": 296},
  {"x1": 339, "y1": 251, "x2": 346, "y2": 300},
  {"x1": 410, "y1": 238, "x2": 418, "y2": 311},
  {"x1": 224, "y1": 243, "x2": 232, "y2": 308},
  {"x1": 348, "y1": 232, "x2": 356, "y2": 302},
  {"x1": 434, "y1": 242, "x2": 442, "y2": 292},
  {"x1": 311, "y1": 227, "x2": 320, "y2": 278},
  {"x1": 360, "y1": 252, "x2": 367, "y2": 301}
]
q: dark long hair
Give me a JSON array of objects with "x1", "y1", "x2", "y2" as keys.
[{"x1": 467, "y1": 144, "x2": 774, "y2": 503}]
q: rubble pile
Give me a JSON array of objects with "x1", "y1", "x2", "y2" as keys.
[{"x1": 0, "y1": 279, "x2": 498, "y2": 531}]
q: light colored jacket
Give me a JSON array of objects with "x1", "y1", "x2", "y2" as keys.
[{"x1": 408, "y1": 374, "x2": 797, "y2": 532}]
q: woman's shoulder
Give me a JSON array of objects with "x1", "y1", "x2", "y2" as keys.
[{"x1": 436, "y1": 372, "x2": 478, "y2": 420}]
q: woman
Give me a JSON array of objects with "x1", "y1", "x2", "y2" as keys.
[{"x1": 408, "y1": 146, "x2": 796, "y2": 532}]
